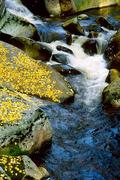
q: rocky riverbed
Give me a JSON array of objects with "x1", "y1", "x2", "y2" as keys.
[{"x1": 0, "y1": 0, "x2": 120, "y2": 179}]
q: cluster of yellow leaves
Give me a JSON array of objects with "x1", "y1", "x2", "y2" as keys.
[
  {"x1": 0, "y1": 42, "x2": 63, "y2": 102},
  {"x1": 0, "y1": 156, "x2": 25, "y2": 178},
  {"x1": 0, "y1": 88, "x2": 29, "y2": 124}
]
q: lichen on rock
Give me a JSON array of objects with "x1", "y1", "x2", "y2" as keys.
[
  {"x1": 0, "y1": 155, "x2": 49, "y2": 179},
  {"x1": 0, "y1": 41, "x2": 74, "y2": 103},
  {"x1": 0, "y1": 87, "x2": 52, "y2": 155}
]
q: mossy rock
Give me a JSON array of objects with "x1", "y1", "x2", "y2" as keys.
[
  {"x1": 0, "y1": 87, "x2": 52, "y2": 155},
  {"x1": 0, "y1": 155, "x2": 49, "y2": 179},
  {"x1": 102, "y1": 79, "x2": 120, "y2": 109},
  {"x1": 104, "y1": 29, "x2": 120, "y2": 71},
  {"x1": 106, "y1": 69, "x2": 120, "y2": 83},
  {"x1": 0, "y1": 41, "x2": 74, "y2": 103}
]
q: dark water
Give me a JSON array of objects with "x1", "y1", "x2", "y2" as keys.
[{"x1": 32, "y1": 75, "x2": 120, "y2": 180}]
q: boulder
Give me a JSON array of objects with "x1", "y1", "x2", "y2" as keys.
[
  {"x1": 0, "y1": 155, "x2": 49, "y2": 179},
  {"x1": 102, "y1": 79, "x2": 120, "y2": 109},
  {"x1": 104, "y1": 29, "x2": 120, "y2": 70},
  {"x1": 0, "y1": 41, "x2": 74, "y2": 103},
  {"x1": 0, "y1": 87, "x2": 52, "y2": 155}
]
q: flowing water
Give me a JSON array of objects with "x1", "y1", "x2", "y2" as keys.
[
  {"x1": 3, "y1": 2, "x2": 120, "y2": 179},
  {"x1": 38, "y1": 32, "x2": 120, "y2": 180}
]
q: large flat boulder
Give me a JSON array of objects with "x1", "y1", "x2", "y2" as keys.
[
  {"x1": 0, "y1": 87, "x2": 52, "y2": 155},
  {"x1": 0, "y1": 41, "x2": 74, "y2": 103},
  {"x1": 0, "y1": 155, "x2": 49, "y2": 179}
]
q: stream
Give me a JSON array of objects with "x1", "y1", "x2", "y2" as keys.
[
  {"x1": 3, "y1": 2, "x2": 120, "y2": 180},
  {"x1": 31, "y1": 8, "x2": 120, "y2": 180}
]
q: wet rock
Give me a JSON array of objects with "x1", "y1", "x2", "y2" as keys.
[
  {"x1": 56, "y1": 45, "x2": 73, "y2": 54},
  {"x1": 96, "y1": 16, "x2": 114, "y2": 30},
  {"x1": 106, "y1": 69, "x2": 120, "y2": 83},
  {"x1": 63, "y1": 17, "x2": 85, "y2": 36},
  {"x1": 104, "y1": 29, "x2": 120, "y2": 70},
  {"x1": 66, "y1": 33, "x2": 72, "y2": 45},
  {"x1": 0, "y1": 155, "x2": 49, "y2": 179},
  {"x1": 0, "y1": 41, "x2": 74, "y2": 103},
  {"x1": 51, "y1": 64, "x2": 81, "y2": 76},
  {"x1": 52, "y1": 53, "x2": 69, "y2": 65},
  {"x1": 63, "y1": 22, "x2": 85, "y2": 36},
  {"x1": 0, "y1": 87, "x2": 52, "y2": 155},
  {"x1": 102, "y1": 79, "x2": 120, "y2": 110},
  {"x1": 88, "y1": 31, "x2": 99, "y2": 38},
  {"x1": 82, "y1": 39, "x2": 98, "y2": 56}
]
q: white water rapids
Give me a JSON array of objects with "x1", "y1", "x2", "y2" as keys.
[{"x1": 47, "y1": 30, "x2": 116, "y2": 109}]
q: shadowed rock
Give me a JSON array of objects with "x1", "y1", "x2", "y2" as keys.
[{"x1": 104, "y1": 29, "x2": 120, "y2": 70}]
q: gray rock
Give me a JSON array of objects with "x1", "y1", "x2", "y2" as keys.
[{"x1": 0, "y1": 87, "x2": 52, "y2": 156}]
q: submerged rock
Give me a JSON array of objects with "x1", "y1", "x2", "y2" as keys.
[
  {"x1": 104, "y1": 29, "x2": 120, "y2": 70},
  {"x1": 0, "y1": 155, "x2": 49, "y2": 179},
  {"x1": 102, "y1": 79, "x2": 120, "y2": 110},
  {"x1": 0, "y1": 41, "x2": 74, "y2": 103},
  {"x1": 0, "y1": 87, "x2": 52, "y2": 155}
]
